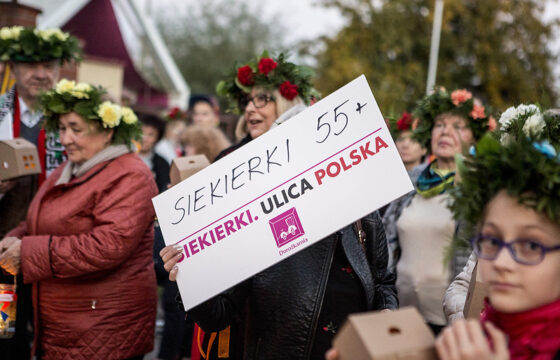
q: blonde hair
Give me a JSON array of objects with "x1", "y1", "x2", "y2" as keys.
[
  {"x1": 234, "y1": 88, "x2": 304, "y2": 141},
  {"x1": 181, "y1": 125, "x2": 231, "y2": 162}
]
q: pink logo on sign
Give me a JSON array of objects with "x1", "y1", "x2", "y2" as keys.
[{"x1": 269, "y1": 207, "x2": 305, "y2": 248}]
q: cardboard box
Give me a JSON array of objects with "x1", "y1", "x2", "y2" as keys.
[
  {"x1": 169, "y1": 154, "x2": 210, "y2": 186},
  {"x1": 0, "y1": 138, "x2": 41, "y2": 181},
  {"x1": 333, "y1": 307, "x2": 437, "y2": 360},
  {"x1": 463, "y1": 262, "x2": 489, "y2": 319}
]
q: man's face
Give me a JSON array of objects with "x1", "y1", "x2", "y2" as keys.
[{"x1": 11, "y1": 60, "x2": 60, "y2": 102}]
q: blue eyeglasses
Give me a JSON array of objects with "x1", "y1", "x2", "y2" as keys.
[{"x1": 470, "y1": 234, "x2": 560, "y2": 265}]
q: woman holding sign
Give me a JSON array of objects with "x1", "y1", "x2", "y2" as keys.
[
  {"x1": 0, "y1": 80, "x2": 158, "y2": 359},
  {"x1": 435, "y1": 112, "x2": 560, "y2": 358},
  {"x1": 160, "y1": 52, "x2": 397, "y2": 360},
  {"x1": 383, "y1": 88, "x2": 495, "y2": 334}
]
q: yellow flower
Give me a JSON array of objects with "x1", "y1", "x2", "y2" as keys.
[
  {"x1": 0, "y1": 27, "x2": 12, "y2": 40},
  {"x1": 71, "y1": 83, "x2": 92, "y2": 99},
  {"x1": 52, "y1": 29, "x2": 69, "y2": 41},
  {"x1": 121, "y1": 107, "x2": 138, "y2": 124},
  {"x1": 10, "y1": 26, "x2": 23, "y2": 39},
  {"x1": 98, "y1": 101, "x2": 122, "y2": 128},
  {"x1": 55, "y1": 79, "x2": 76, "y2": 94}
]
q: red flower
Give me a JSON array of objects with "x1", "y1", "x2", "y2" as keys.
[
  {"x1": 168, "y1": 107, "x2": 180, "y2": 119},
  {"x1": 279, "y1": 80, "x2": 299, "y2": 100},
  {"x1": 451, "y1": 89, "x2": 472, "y2": 106},
  {"x1": 237, "y1": 65, "x2": 254, "y2": 86},
  {"x1": 470, "y1": 104, "x2": 486, "y2": 120},
  {"x1": 258, "y1": 57, "x2": 277, "y2": 75},
  {"x1": 487, "y1": 116, "x2": 497, "y2": 131},
  {"x1": 396, "y1": 112, "x2": 413, "y2": 131}
]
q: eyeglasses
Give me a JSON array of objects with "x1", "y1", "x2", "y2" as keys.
[
  {"x1": 470, "y1": 234, "x2": 560, "y2": 265},
  {"x1": 242, "y1": 93, "x2": 275, "y2": 109}
]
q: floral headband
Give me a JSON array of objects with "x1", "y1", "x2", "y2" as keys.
[
  {"x1": 387, "y1": 112, "x2": 418, "y2": 139},
  {"x1": 451, "y1": 133, "x2": 560, "y2": 241},
  {"x1": 40, "y1": 79, "x2": 141, "y2": 145},
  {"x1": 216, "y1": 51, "x2": 319, "y2": 114},
  {"x1": 412, "y1": 87, "x2": 495, "y2": 151},
  {"x1": 0, "y1": 26, "x2": 81, "y2": 63},
  {"x1": 497, "y1": 104, "x2": 560, "y2": 147}
]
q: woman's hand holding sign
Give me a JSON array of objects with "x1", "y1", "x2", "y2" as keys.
[{"x1": 160, "y1": 245, "x2": 183, "y2": 281}]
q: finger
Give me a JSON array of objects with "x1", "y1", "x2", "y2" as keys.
[
  {"x1": 435, "y1": 335, "x2": 451, "y2": 360},
  {"x1": 160, "y1": 245, "x2": 181, "y2": 260},
  {"x1": 325, "y1": 348, "x2": 339, "y2": 360},
  {"x1": 163, "y1": 253, "x2": 182, "y2": 273},
  {"x1": 453, "y1": 319, "x2": 471, "y2": 347},
  {"x1": 484, "y1": 322, "x2": 509, "y2": 359},
  {"x1": 161, "y1": 246, "x2": 182, "y2": 264},
  {"x1": 169, "y1": 265, "x2": 178, "y2": 282},
  {"x1": 466, "y1": 320, "x2": 490, "y2": 354},
  {"x1": 437, "y1": 325, "x2": 461, "y2": 360}
]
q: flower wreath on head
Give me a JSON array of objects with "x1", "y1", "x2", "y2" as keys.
[
  {"x1": 0, "y1": 26, "x2": 81, "y2": 63},
  {"x1": 216, "y1": 50, "x2": 319, "y2": 114},
  {"x1": 387, "y1": 112, "x2": 418, "y2": 139},
  {"x1": 40, "y1": 79, "x2": 141, "y2": 146},
  {"x1": 497, "y1": 104, "x2": 560, "y2": 146},
  {"x1": 449, "y1": 106, "x2": 560, "y2": 251},
  {"x1": 412, "y1": 87, "x2": 495, "y2": 152}
]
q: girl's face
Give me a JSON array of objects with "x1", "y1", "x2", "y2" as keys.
[{"x1": 479, "y1": 191, "x2": 560, "y2": 313}]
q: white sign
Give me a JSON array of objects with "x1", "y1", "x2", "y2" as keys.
[{"x1": 152, "y1": 75, "x2": 413, "y2": 310}]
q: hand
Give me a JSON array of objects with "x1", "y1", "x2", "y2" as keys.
[
  {"x1": 159, "y1": 245, "x2": 184, "y2": 281},
  {"x1": 0, "y1": 237, "x2": 19, "y2": 253},
  {"x1": 325, "y1": 348, "x2": 340, "y2": 360},
  {"x1": 435, "y1": 319, "x2": 509, "y2": 360},
  {"x1": 0, "y1": 180, "x2": 17, "y2": 194},
  {"x1": 0, "y1": 238, "x2": 22, "y2": 275}
]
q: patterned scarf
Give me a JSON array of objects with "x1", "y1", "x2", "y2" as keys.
[
  {"x1": 415, "y1": 160, "x2": 455, "y2": 198},
  {"x1": 481, "y1": 299, "x2": 560, "y2": 360}
]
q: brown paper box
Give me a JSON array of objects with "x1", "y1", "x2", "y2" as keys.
[
  {"x1": 333, "y1": 307, "x2": 438, "y2": 360},
  {"x1": 0, "y1": 138, "x2": 41, "y2": 181},
  {"x1": 463, "y1": 261, "x2": 489, "y2": 319},
  {"x1": 169, "y1": 154, "x2": 210, "y2": 186}
]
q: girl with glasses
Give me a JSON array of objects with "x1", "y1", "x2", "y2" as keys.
[{"x1": 435, "y1": 106, "x2": 560, "y2": 359}]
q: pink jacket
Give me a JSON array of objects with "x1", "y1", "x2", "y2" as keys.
[{"x1": 8, "y1": 153, "x2": 158, "y2": 360}]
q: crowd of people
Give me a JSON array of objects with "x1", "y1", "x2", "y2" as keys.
[{"x1": 0, "y1": 24, "x2": 559, "y2": 360}]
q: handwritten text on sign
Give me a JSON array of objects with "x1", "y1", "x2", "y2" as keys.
[{"x1": 152, "y1": 75, "x2": 413, "y2": 310}]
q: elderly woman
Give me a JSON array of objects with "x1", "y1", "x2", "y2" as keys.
[
  {"x1": 383, "y1": 88, "x2": 494, "y2": 334},
  {"x1": 435, "y1": 108, "x2": 560, "y2": 358},
  {"x1": 0, "y1": 80, "x2": 158, "y2": 359},
  {"x1": 160, "y1": 52, "x2": 397, "y2": 360}
]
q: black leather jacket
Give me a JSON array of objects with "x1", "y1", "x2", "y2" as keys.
[{"x1": 188, "y1": 211, "x2": 397, "y2": 360}]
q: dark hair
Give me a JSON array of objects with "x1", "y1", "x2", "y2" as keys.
[
  {"x1": 139, "y1": 113, "x2": 166, "y2": 142},
  {"x1": 189, "y1": 94, "x2": 218, "y2": 111}
]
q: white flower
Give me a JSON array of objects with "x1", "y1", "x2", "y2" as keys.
[
  {"x1": 500, "y1": 133, "x2": 514, "y2": 145},
  {"x1": 522, "y1": 113, "x2": 545, "y2": 136},
  {"x1": 516, "y1": 104, "x2": 539, "y2": 116},
  {"x1": 498, "y1": 106, "x2": 517, "y2": 129}
]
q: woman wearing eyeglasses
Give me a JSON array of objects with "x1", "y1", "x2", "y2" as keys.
[
  {"x1": 435, "y1": 107, "x2": 560, "y2": 359},
  {"x1": 160, "y1": 52, "x2": 397, "y2": 360}
]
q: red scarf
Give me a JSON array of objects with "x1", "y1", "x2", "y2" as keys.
[
  {"x1": 481, "y1": 299, "x2": 560, "y2": 360},
  {"x1": 12, "y1": 90, "x2": 47, "y2": 185}
]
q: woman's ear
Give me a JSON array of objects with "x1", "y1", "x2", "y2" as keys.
[{"x1": 104, "y1": 128, "x2": 115, "y2": 145}]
